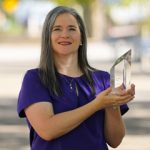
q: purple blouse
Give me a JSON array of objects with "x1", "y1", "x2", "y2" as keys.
[{"x1": 17, "y1": 68, "x2": 128, "y2": 150}]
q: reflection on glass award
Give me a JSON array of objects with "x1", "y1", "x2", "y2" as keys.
[{"x1": 110, "y1": 49, "x2": 131, "y2": 94}]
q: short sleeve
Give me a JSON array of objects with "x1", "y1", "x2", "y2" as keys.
[
  {"x1": 17, "y1": 69, "x2": 52, "y2": 118},
  {"x1": 99, "y1": 71, "x2": 129, "y2": 115}
]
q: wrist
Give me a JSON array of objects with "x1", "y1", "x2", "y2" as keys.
[
  {"x1": 112, "y1": 104, "x2": 120, "y2": 110},
  {"x1": 105, "y1": 106, "x2": 121, "y2": 115},
  {"x1": 92, "y1": 97, "x2": 105, "y2": 111}
]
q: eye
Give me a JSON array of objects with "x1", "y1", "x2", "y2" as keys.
[
  {"x1": 52, "y1": 28, "x2": 61, "y2": 31},
  {"x1": 69, "y1": 28, "x2": 76, "y2": 31}
]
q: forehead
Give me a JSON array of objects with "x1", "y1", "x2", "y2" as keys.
[{"x1": 53, "y1": 13, "x2": 79, "y2": 26}]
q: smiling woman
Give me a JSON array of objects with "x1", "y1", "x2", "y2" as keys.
[
  {"x1": 51, "y1": 13, "x2": 81, "y2": 56},
  {"x1": 17, "y1": 6, "x2": 135, "y2": 150}
]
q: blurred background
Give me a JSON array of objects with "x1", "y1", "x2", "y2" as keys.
[{"x1": 0, "y1": 0, "x2": 150, "y2": 150}]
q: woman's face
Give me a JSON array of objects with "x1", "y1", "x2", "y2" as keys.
[{"x1": 51, "y1": 13, "x2": 81, "y2": 56}]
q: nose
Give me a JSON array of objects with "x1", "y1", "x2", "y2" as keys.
[{"x1": 61, "y1": 30, "x2": 70, "y2": 38}]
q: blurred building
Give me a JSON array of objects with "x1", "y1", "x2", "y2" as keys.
[{"x1": 105, "y1": 1, "x2": 150, "y2": 62}]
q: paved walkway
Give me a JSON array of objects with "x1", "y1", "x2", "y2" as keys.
[{"x1": 0, "y1": 41, "x2": 150, "y2": 150}]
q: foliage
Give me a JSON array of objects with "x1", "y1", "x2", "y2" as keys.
[
  {"x1": 53, "y1": 0, "x2": 93, "y2": 6},
  {"x1": 52, "y1": 0, "x2": 76, "y2": 6},
  {"x1": 120, "y1": 0, "x2": 147, "y2": 6},
  {"x1": 76, "y1": 0, "x2": 92, "y2": 6}
]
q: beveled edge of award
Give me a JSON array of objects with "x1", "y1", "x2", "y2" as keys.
[{"x1": 110, "y1": 49, "x2": 132, "y2": 93}]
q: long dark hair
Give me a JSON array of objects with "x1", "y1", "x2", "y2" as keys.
[{"x1": 39, "y1": 6, "x2": 96, "y2": 96}]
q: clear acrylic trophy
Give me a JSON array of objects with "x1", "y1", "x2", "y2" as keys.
[{"x1": 110, "y1": 49, "x2": 132, "y2": 94}]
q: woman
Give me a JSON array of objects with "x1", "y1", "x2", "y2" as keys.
[{"x1": 17, "y1": 6, "x2": 135, "y2": 150}]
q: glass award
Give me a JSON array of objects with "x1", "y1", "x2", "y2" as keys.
[{"x1": 110, "y1": 49, "x2": 132, "y2": 94}]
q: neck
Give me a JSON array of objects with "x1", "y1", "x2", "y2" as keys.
[{"x1": 54, "y1": 53, "x2": 82, "y2": 77}]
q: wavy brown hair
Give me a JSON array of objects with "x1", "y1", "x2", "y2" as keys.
[{"x1": 39, "y1": 6, "x2": 96, "y2": 96}]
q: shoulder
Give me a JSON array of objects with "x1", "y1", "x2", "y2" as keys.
[
  {"x1": 23, "y1": 68, "x2": 40, "y2": 82},
  {"x1": 24, "y1": 68, "x2": 39, "y2": 78},
  {"x1": 21, "y1": 68, "x2": 42, "y2": 88},
  {"x1": 18, "y1": 68, "x2": 52, "y2": 118}
]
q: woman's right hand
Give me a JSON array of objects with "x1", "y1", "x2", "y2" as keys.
[{"x1": 94, "y1": 85, "x2": 135, "y2": 110}]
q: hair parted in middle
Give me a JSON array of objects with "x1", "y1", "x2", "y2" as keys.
[{"x1": 39, "y1": 6, "x2": 96, "y2": 96}]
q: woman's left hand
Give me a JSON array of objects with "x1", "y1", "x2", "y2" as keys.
[
  {"x1": 109, "y1": 83, "x2": 135, "y2": 108},
  {"x1": 126, "y1": 84, "x2": 135, "y2": 96},
  {"x1": 114, "y1": 84, "x2": 135, "y2": 97}
]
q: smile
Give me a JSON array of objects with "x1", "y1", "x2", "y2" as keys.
[{"x1": 58, "y1": 41, "x2": 72, "y2": 45}]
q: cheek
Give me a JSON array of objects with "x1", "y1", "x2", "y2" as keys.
[
  {"x1": 51, "y1": 34, "x2": 57, "y2": 47},
  {"x1": 51, "y1": 34, "x2": 55, "y2": 42},
  {"x1": 74, "y1": 34, "x2": 81, "y2": 44}
]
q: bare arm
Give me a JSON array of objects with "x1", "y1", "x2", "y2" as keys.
[
  {"x1": 104, "y1": 107, "x2": 126, "y2": 148},
  {"x1": 104, "y1": 84, "x2": 135, "y2": 148},
  {"x1": 25, "y1": 84, "x2": 135, "y2": 142},
  {"x1": 25, "y1": 99, "x2": 100, "y2": 141}
]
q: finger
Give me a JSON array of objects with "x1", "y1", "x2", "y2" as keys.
[
  {"x1": 120, "y1": 95, "x2": 131, "y2": 101},
  {"x1": 131, "y1": 84, "x2": 135, "y2": 88},
  {"x1": 117, "y1": 89, "x2": 126, "y2": 96},
  {"x1": 115, "y1": 94, "x2": 132, "y2": 103},
  {"x1": 115, "y1": 96, "x2": 134, "y2": 105},
  {"x1": 123, "y1": 96, "x2": 135, "y2": 104},
  {"x1": 117, "y1": 95, "x2": 135, "y2": 105},
  {"x1": 131, "y1": 84, "x2": 135, "y2": 95},
  {"x1": 116, "y1": 84, "x2": 125, "y2": 91},
  {"x1": 115, "y1": 84, "x2": 126, "y2": 96},
  {"x1": 126, "y1": 89, "x2": 132, "y2": 95},
  {"x1": 126, "y1": 85, "x2": 135, "y2": 96},
  {"x1": 103, "y1": 87, "x2": 112, "y2": 95}
]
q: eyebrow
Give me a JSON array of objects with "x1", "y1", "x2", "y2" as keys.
[{"x1": 52, "y1": 25, "x2": 77, "y2": 28}]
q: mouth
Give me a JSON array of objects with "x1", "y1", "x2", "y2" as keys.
[{"x1": 58, "y1": 41, "x2": 72, "y2": 46}]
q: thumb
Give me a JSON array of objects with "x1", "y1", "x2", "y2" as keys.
[{"x1": 102, "y1": 87, "x2": 112, "y2": 95}]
